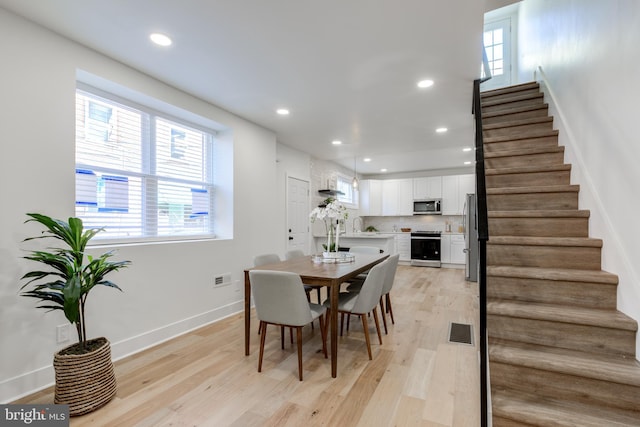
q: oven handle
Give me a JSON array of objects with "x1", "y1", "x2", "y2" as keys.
[{"x1": 411, "y1": 236, "x2": 441, "y2": 240}]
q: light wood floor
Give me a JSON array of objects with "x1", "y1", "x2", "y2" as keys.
[{"x1": 16, "y1": 265, "x2": 480, "y2": 426}]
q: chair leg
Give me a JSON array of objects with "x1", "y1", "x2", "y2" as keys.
[
  {"x1": 340, "y1": 312, "x2": 345, "y2": 336},
  {"x1": 316, "y1": 288, "x2": 321, "y2": 303},
  {"x1": 281, "y1": 326, "x2": 285, "y2": 349},
  {"x1": 258, "y1": 322, "x2": 267, "y2": 372},
  {"x1": 319, "y1": 314, "x2": 328, "y2": 358},
  {"x1": 346, "y1": 313, "x2": 351, "y2": 331},
  {"x1": 296, "y1": 326, "x2": 303, "y2": 381},
  {"x1": 386, "y1": 294, "x2": 395, "y2": 324},
  {"x1": 360, "y1": 314, "x2": 372, "y2": 360},
  {"x1": 290, "y1": 327, "x2": 294, "y2": 344},
  {"x1": 372, "y1": 307, "x2": 383, "y2": 345},
  {"x1": 379, "y1": 297, "x2": 388, "y2": 335}
]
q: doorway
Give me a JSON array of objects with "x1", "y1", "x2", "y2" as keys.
[{"x1": 286, "y1": 176, "x2": 310, "y2": 254}]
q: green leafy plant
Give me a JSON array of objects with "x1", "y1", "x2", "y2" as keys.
[{"x1": 20, "y1": 213, "x2": 130, "y2": 352}]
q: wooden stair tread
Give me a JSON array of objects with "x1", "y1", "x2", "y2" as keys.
[
  {"x1": 481, "y1": 92, "x2": 544, "y2": 108},
  {"x1": 488, "y1": 235, "x2": 603, "y2": 247},
  {"x1": 486, "y1": 163, "x2": 571, "y2": 175},
  {"x1": 487, "y1": 265, "x2": 617, "y2": 284},
  {"x1": 484, "y1": 145, "x2": 564, "y2": 159},
  {"x1": 489, "y1": 209, "x2": 590, "y2": 218},
  {"x1": 484, "y1": 128, "x2": 558, "y2": 143},
  {"x1": 487, "y1": 184, "x2": 579, "y2": 195},
  {"x1": 483, "y1": 116, "x2": 553, "y2": 130},
  {"x1": 488, "y1": 300, "x2": 638, "y2": 331},
  {"x1": 490, "y1": 339, "x2": 640, "y2": 387},
  {"x1": 492, "y1": 389, "x2": 640, "y2": 427},
  {"x1": 481, "y1": 81, "x2": 540, "y2": 97},
  {"x1": 482, "y1": 103, "x2": 548, "y2": 119}
]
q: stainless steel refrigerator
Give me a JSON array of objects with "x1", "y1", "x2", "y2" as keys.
[{"x1": 464, "y1": 193, "x2": 479, "y2": 282}]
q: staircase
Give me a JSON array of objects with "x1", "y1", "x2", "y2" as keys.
[{"x1": 481, "y1": 82, "x2": 640, "y2": 426}]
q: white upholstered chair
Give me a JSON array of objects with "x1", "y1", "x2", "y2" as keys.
[
  {"x1": 323, "y1": 259, "x2": 388, "y2": 360},
  {"x1": 249, "y1": 270, "x2": 327, "y2": 381}
]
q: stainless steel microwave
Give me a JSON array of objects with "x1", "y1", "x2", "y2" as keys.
[{"x1": 413, "y1": 199, "x2": 441, "y2": 215}]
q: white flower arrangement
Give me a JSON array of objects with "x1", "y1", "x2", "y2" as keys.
[{"x1": 310, "y1": 198, "x2": 349, "y2": 254}]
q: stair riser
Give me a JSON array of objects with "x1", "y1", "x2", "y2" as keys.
[
  {"x1": 488, "y1": 216, "x2": 589, "y2": 237},
  {"x1": 482, "y1": 96, "x2": 544, "y2": 113},
  {"x1": 486, "y1": 170, "x2": 571, "y2": 188},
  {"x1": 483, "y1": 121, "x2": 554, "y2": 138},
  {"x1": 487, "y1": 244, "x2": 601, "y2": 270},
  {"x1": 487, "y1": 275, "x2": 616, "y2": 309},
  {"x1": 492, "y1": 416, "x2": 537, "y2": 427},
  {"x1": 487, "y1": 191, "x2": 578, "y2": 211},
  {"x1": 490, "y1": 363, "x2": 640, "y2": 412},
  {"x1": 484, "y1": 135, "x2": 558, "y2": 153},
  {"x1": 488, "y1": 315, "x2": 636, "y2": 356},
  {"x1": 481, "y1": 87, "x2": 542, "y2": 102},
  {"x1": 485, "y1": 151, "x2": 565, "y2": 169},
  {"x1": 483, "y1": 107, "x2": 549, "y2": 125}
]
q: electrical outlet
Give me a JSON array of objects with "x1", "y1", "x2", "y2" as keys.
[{"x1": 56, "y1": 324, "x2": 70, "y2": 344}]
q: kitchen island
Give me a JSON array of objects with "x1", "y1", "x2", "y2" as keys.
[{"x1": 312, "y1": 232, "x2": 396, "y2": 255}]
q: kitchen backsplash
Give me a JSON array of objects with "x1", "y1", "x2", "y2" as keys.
[{"x1": 360, "y1": 215, "x2": 464, "y2": 233}]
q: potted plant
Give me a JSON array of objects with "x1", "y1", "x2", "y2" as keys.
[
  {"x1": 310, "y1": 198, "x2": 349, "y2": 258},
  {"x1": 20, "y1": 213, "x2": 130, "y2": 416}
]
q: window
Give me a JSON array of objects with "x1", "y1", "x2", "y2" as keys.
[
  {"x1": 481, "y1": 16, "x2": 513, "y2": 89},
  {"x1": 75, "y1": 87, "x2": 215, "y2": 242},
  {"x1": 336, "y1": 174, "x2": 358, "y2": 207}
]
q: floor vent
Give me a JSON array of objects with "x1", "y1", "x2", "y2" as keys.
[{"x1": 448, "y1": 322, "x2": 473, "y2": 345}]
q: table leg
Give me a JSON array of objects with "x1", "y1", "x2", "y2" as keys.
[
  {"x1": 330, "y1": 281, "x2": 338, "y2": 377},
  {"x1": 244, "y1": 270, "x2": 251, "y2": 356}
]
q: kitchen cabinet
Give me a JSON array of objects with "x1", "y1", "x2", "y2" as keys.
[
  {"x1": 413, "y1": 176, "x2": 442, "y2": 199},
  {"x1": 442, "y1": 174, "x2": 475, "y2": 215},
  {"x1": 440, "y1": 234, "x2": 451, "y2": 263},
  {"x1": 395, "y1": 233, "x2": 411, "y2": 261},
  {"x1": 450, "y1": 234, "x2": 466, "y2": 264},
  {"x1": 381, "y1": 179, "x2": 413, "y2": 216},
  {"x1": 359, "y1": 180, "x2": 382, "y2": 216}
]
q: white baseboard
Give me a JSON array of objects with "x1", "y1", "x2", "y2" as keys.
[{"x1": 0, "y1": 300, "x2": 244, "y2": 404}]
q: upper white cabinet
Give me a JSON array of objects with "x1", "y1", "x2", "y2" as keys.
[
  {"x1": 442, "y1": 174, "x2": 475, "y2": 215},
  {"x1": 382, "y1": 179, "x2": 413, "y2": 216},
  {"x1": 359, "y1": 179, "x2": 382, "y2": 216},
  {"x1": 413, "y1": 176, "x2": 442, "y2": 200}
]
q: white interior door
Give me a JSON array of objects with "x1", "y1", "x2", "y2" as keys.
[{"x1": 286, "y1": 176, "x2": 309, "y2": 254}]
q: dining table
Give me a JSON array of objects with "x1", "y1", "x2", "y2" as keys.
[{"x1": 244, "y1": 252, "x2": 389, "y2": 378}]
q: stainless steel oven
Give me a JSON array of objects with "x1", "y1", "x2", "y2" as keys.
[{"x1": 410, "y1": 231, "x2": 441, "y2": 267}]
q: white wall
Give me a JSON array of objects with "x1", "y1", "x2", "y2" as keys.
[
  {"x1": 0, "y1": 9, "x2": 280, "y2": 401},
  {"x1": 517, "y1": 0, "x2": 640, "y2": 358}
]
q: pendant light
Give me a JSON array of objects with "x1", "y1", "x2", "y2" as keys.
[{"x1": 352, "y1": 156, "x2": 359, "y2": 189}]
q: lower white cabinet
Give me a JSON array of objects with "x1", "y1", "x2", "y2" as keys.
[
  {"x1": 395, "y1": 233, "x2": 411, "y2": 261},
  {"x1": 441, "y1": 234, "x2": 465, "y2": 265},
  {"x1": 441, "y1": 234, "x2": 451, "y2": 263},
  {"x1": 450, "y1": 234, "x2": 466, "y2": 264}
]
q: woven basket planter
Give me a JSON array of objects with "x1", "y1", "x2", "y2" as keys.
[{"x1": 53, "y1": 337, "x2": 116, "y2": 416}]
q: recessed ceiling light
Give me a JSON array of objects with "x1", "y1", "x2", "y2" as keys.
[
  {"x1": 363, "y1": 158, "x2": 372, "y2": 162},
  {"x1": 417, "y1": 79, "x2": 434, "y2": 88},
  {"x1": 463, "y1": 147, "x2": 472, "y2": 152},
  {"x1": 331, "y1": 140, "x2": 342, "y2": 145},
  {"x1": 464, "y1": 161, "x2": 472, "y2": 165},
  {"x1": 436, "y1": 127, "x2": 448, "y2": 133},
  {"x1": 380, "y1": 168, "x2": 387, "y2": 172},
  {"x1": 150, "y1": 33, "x2": 172, "y2": 47},
  {"x1": 276, "y1": 108, "x2": 290, "y2": 115}
]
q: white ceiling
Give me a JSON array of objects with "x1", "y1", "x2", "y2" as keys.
[{"x1": 0, "y1": 0, "x2": 513, "y2": 175}]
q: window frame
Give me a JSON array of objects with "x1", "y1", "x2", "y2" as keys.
[
  {"x1": 75, "y1": 83, "x2": 217, "y2": 245},
  {"x1": 335, "y1": 173, "x2": 359, "y2": 209}
]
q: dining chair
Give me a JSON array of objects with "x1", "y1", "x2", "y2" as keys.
[
  {"x1": 285, "y1": 249, "x2": 321, "y2": 303},
  {"x1": 378, "y1": 254, "x2": 399, "y2": 334},
  {"x1": 345, "y1": 246, "x2": 383, "y2": 291},
  {"x1": 323, "y1": 259, "x2": 388, "y2": 360},
  {"x1": 253, "y1": 253, "x2": 291, "y2": 340},
  {"x1": 249, "y1": 270, "x2": 327, "y2": 381}
]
